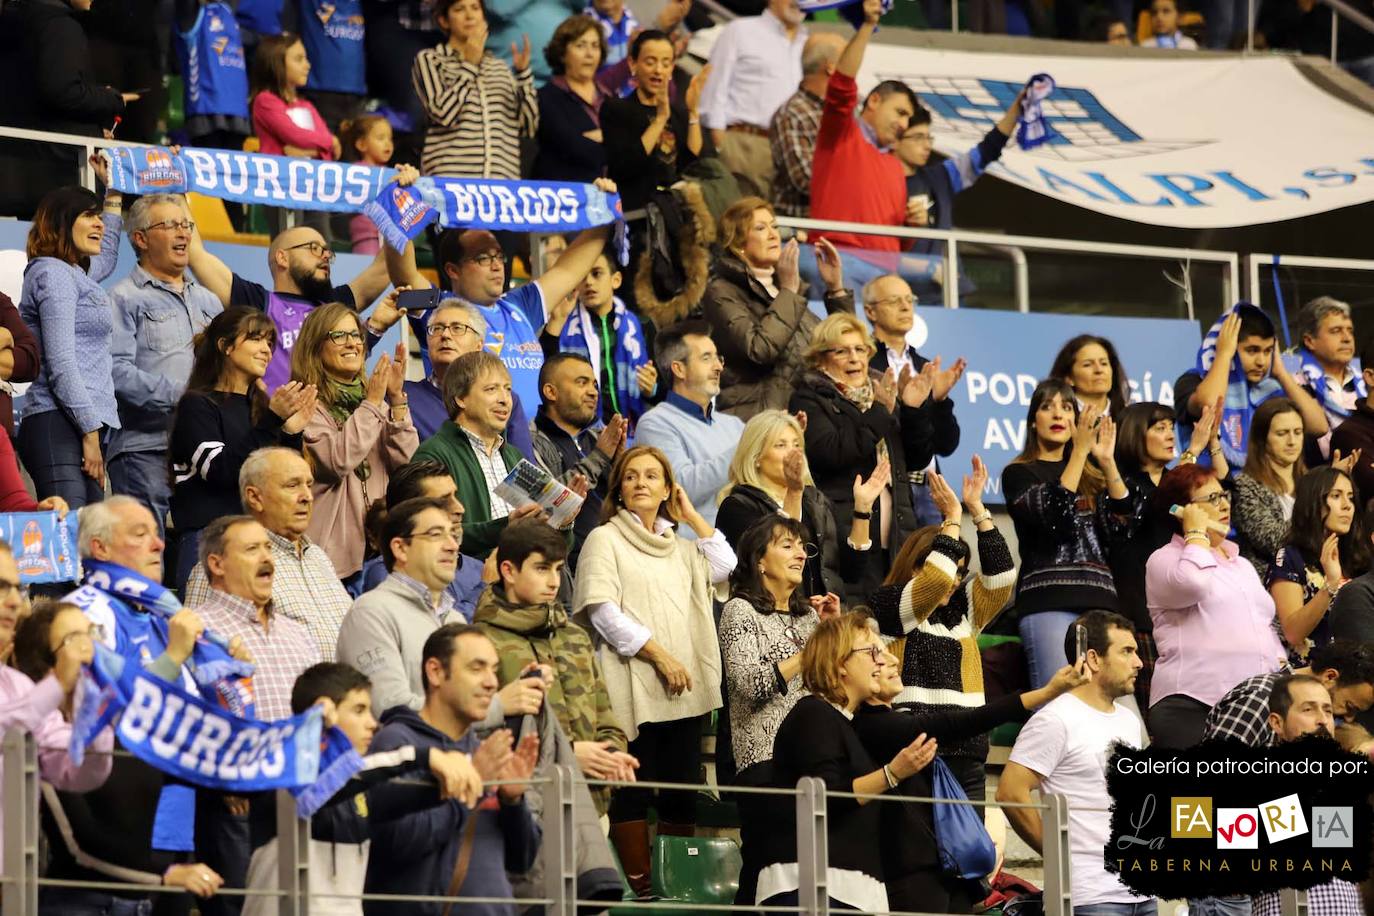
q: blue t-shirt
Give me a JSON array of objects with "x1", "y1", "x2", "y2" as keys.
[
  {"x1": 235, "y1": 0, "x2": 283, "y2": 34},
  {"x1": 443, "y1": 283, "x2": 546, "y2": 417},
  {"x1": 175, "y1": 1, "x2": 250, "y2": 120},
  {"x1": 300, "y1": 0, "x2": 367, "y2": 95}
]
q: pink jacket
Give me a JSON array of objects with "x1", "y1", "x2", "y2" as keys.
[
  {"x1": 0, "y1": 667, "x2": 114, "y2": 863},
  {"x1": 252, "y1": 92, "x2": 334, "y2": 159},
  {"x1": 1145, "y1": 535, "x2": 1287, "y2": 707},
  {"x1": 304, "y1": 399, "x2": 419, "y2": 578}
]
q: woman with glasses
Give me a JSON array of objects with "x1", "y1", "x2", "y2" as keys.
[
  {"x1": 754, "y1": 612, "x2": 937, "y2": 912},
  {"x1": 291, "y1": 301, "x2": 419, "y2": 584},
  {"x1": 1146, "y1": 464, "x2": 1286, "y2": 747},
  {"x1": 1267, "y1": 467, "x2": 1367, "y2": 661},
  {"x1": 718, "y1": 410, "x2": 890, "y2": 603},
  {"x1": 168, "y1": 307, "x2": 317, "y2": 591},
  {"x1": 867, "y1": 459, "x2": 1016, "y2": 802},
  {"x1": 1002, "y1": 378, "x2": 1141, "y2": 691},
  {"x1": 701, "y1": 198, "x2": 852, "y2": 421},
  {"x1": 574, "y1": 445, "x2": 735, "y2": 897},
  {"x1": 789, "y1": 313, "x2": 932, "y2": 596},
  {"x1": 16, "y1": 158, "x2": 123, "y2": 510}
]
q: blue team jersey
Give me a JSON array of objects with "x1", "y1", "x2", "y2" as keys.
[
  {"x1": 442, "y1": 283, "x2": 546, "y2": 416},
  {"x1": 235, "y1": 0, "x2": 283, "y2": 34},
  {"x1": 175, "y1": 2, "x2": 250, "y2": 120},
  {"x1": 300, "y1": 0, "x2": 367, "y2": 96}
]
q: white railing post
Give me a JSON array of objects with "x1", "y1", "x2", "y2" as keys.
[
  {"x1": 541, "y1": 765, "x2": 577, "y2": 916},
  {"x1": 1280, "y1": 887, "x2": 1309, "y2": 916},
  {"x1": 2, "y1": 729, "x2": 38, "y2": 916},
  {"x1": 795, "y1": 776, "x2": 828, "y2": 916},
  {"x1": 1040, "y1": 793, "x2": 1072, "y2": 916},
  {"x1": 275, "y1": 788, "x2": 309, "y2": 916},
  {"x1": 944, "y1": 237, "x2": 960, "y2": 309},
  {"x1": 1247, "y1": 0, "x2": 1257, "y2": 51}
]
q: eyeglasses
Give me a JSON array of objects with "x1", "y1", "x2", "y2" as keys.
[
  {"x1": 145, "y1": 219, "x2": 196, "y2": 233},
  {"x1": 326, "y1": 329, "x2": 364, "y2": 345},
  {"x1": 677, "y1": 353, "x2": 726, "y2": 367},
  {"x1": 827, "y1": 345, "x2": 870, "y2": 359},
  {"x1": 1191, "y1": 491, "x2": 1230, "y2": 506},
  {"x1": 429, "y1": 321, "x2": 478, "y2": 339},
  {"x1": 464, "y1": 252, "x2": 503, "y2": 268},
  {"x1": 866, "y1": 294, "x2": 916, "y2": 309},
  {"x1": 847, "y1": 645, "x2": 882, "y2": 664},
  {"x1": 285, "y1": 240, "x2": 336, "y2": 261},
  {"x1": 58, "y1": 627, "x2": 96, "y2": 650},
  {"x1": 0, "y1": 578, "x2": 28, "y2": 601},
  {"x1": 401, "y1": 526, "x2": 459, "y2": 544}
]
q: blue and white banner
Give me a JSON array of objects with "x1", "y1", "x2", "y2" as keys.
[
  {"x1": 106, "y1": 146, "x2": 391, "y2": 213},
  {"x1": 902, "y1": 308, "x2": 1200, "y2": 505},
  {"x1": 364, "y1": 176, "x2": 624, "y2": 255},
  {"x1": 0, "y1": 512, "x2": 76, "y2": 584},
  {"x1": 686, "y1": 31, "x2": 1374, "y2": 227}
]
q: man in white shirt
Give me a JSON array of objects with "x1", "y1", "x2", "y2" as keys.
[
  {"x1": 998, "y1": 610, "x2": 1156, "y2": 916},
  {"x1": 697, "y1": 0, "x2": 807, "y2": 199}
]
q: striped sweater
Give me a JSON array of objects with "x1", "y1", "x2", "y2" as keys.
[
  {"x1": 869, "y1": 528, "x2": 1017, "y2": 760},
  {"x1": 411, "y1": 44, "x2": 538, "y2": 179}
]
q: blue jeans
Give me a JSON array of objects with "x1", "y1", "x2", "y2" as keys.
[
  {"x1": 1188, "y1": 896, "x2": 1253, "y2": 916},
  {"x1": 16, "y1": 410, "x2": 103, "y2": 509},
  {"x1": 108, "y1": 449, "x2": 170, "y2": 538},
  {"x1": 1018, "y1": 610, "x2": 1082, "y2": 690},
  {"x1": 1076, "y1": 902, "x2": 1159, "y2": 916},
  {"x1": 39, "y1": 889, "x2": 153, "y2": 916},
  {"x1": 911, "y1": 478, "x2": 944, "y2": 528}
]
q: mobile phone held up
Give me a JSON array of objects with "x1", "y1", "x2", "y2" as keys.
[
  {"x1": 1074, "y1": 623, "x2": 1088, "y2": 668},
  {"x1": 395, "y1": 288, "x2": 442, "y2": 315}
]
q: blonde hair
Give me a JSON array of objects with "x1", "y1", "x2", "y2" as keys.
[
  {"x1": 800, "y1": 611, "x2": 876, "y2": 707},
  {"x1": 718, "y1": 196, "x2": 773, "y2": 258},
  {"x1": 720, "y1": 410, "x2": 813, "y2": 502},
  {"x1": 805, "y1": 313, "x2": 876, "y2": 370}
]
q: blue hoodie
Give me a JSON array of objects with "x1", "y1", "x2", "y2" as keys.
[{"x1": 363, "y1": 705, "x2": 541, "y2": 916}]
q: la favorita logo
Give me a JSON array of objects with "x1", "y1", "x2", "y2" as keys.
[{"x1": 1106, "y1": 738, "x2": 1372, "y2": 897}]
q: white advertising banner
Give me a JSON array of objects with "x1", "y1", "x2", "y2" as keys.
[{"x1": 690, "y1": 28, "x2": 1374, "y2": 228}]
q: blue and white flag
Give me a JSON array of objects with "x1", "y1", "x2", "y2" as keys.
[
  {"x1": 1284, "y1": 348, "x2": 1366, "y2": 420},
  {"x1": 796, "y1": 0, "x2": 892, "y2": 26},
  {"x1": 1017, "y1": 73, "x2": 1057, "y2": 150},
  {"x1": 364, "y1": 176, "x2": 626, "y2": 261},
  {"x1": 105, "y1": 145, "x2": 393, "y2": 214},
  {"x1": 0, "y1": 511, "x2": 77, "y2": 584}
]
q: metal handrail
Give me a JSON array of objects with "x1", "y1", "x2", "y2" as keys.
[
  {"x1": 1242, "y1": 252, "x2": 1374, "y2": 322},
  {"x1": 1319, "y1": 0, "x2": 1374, "y2": 63}
]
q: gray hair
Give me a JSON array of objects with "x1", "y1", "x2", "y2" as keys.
[
  {"x1": 429, "y1": 299, "x2": 487, "y2": 339},
  {"x1": 199, "y1": 514, "x2": 258, "y2": 573},
  {"x1": 1298, "y1": 296, "x2": 1352, "y2": 341},
  {"x1": 239, "y1": 447, "x2": 306, "y2": 508},
  {"x1": 77, "y1": 495, "x2": 146, "y2": 558},
  {"x1": 861, "y1": 273, "x2": 908, "y2": 306},
  {"x1": 801, "y1": 34, "x2": 843, "y2": 76},
  {"x1": 125, "y1": 194, "x2": 188, "y2": 258}
]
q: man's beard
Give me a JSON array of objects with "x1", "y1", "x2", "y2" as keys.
[{"x1": 292, "y1": 265, "x2": 335, "y2": 303}]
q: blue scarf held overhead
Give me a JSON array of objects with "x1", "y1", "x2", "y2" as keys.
[
  {"x1": 0, "y1": 511, "x2": 78, "y2": 584},
  {"x1": 105, "y1": 145, "x2": 392, "y2": 214},
  {"x1": 558, "y1": 297, "x2": 650, "y2": 425},
  {"x1": 1185, "y1": 302, "x2": 1283, "y2": 470},
  {"x1": 1017, "y1": 73, "x2": 1057, "y2": 150},
  {"x1": 796, "y1": 0, "x2": 893, "y2": 26},
  {"x1": 364, "y1": 176, "x2": 628, "y2": 264}
]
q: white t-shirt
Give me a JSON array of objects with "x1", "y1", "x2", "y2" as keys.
[{"x1": 1008, "y1": 693, "x2": 1149, "y2": 907}]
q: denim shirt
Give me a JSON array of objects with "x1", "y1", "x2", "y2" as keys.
[{"x1": 106, "y1": 265, "x2": 224, "y2": 458}]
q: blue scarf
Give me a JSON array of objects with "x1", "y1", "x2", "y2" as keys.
[
  {"x1": 0, "y1": 511, "x2": 78, "y2": 583},
  {"x1": 365, "y1": 176, "x2": 627, "y2": 263},
  {"x1": 797, "y1": 0, "x2": 892, "y2": 27},
  {"x1": 1286, "y1": 348, "x2": 1366, "y2": 420},
  {"x1": 69, "y1": 644, "x2": 361, "y2": 817},
  {"x1": 1183, "y1": 302, "x2": 1283, "y2": 469},
  {"x1": 106, "y1": 145, "x2": 391, "y2": 213},
  {"x1": 558, "y1": 297, "x2": 650, "y2": 424},
  {"x1": 1017, "y1": 73, "x2": 1058, "y2": 150}
]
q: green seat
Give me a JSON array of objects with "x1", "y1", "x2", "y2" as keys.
[
  {"x1": 650, "y1": 835, "x2": 742, "y2": 910},
  {"x1": 977, "y1": 634, "x2": 1022, "y2": 650}
]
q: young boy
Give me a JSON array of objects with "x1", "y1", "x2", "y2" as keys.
[
  {"x1": 241, "y1": 663, "x2": 481, "y2": 916},
  {"x1": 1141, "y1": 0, "x2": 1199, "y2": 48},
  {"x1": 585, "y1": 0, "x2": 640, "y2": 70},
  {"x1": 1174, "y1": 304, "x2": 1329, "y2": 468},
  {"x1": 540, "y1": 245, "x2": 657, "y2": 428},
  {"x1": 473, "y1": 520, "x2": 637, "y2": 820}
]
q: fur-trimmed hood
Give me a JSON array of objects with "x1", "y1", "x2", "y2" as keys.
[{"x1": 635, "y1": 181, "x2": 715, "y2": 330}]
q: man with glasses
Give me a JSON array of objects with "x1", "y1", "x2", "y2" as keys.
[
  {"x1": 383, "y1": 177, "x2": 621, "y2": 418},
  {"x1": 108, "y1": 194, "x2": 224, "y2": 535},
  {"x1": 634, "y1": 320, "x2": 745, "y2": 535},
  {"x1": 404, "y1": 300, "x2": 536, "y2": 459},
  {"x1": 863, "y1": 273, "x2": 964, "y2": 527}
]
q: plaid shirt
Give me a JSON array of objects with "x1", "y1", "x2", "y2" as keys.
[
  {"x1": 185, "y1": 530, "x2": 351, "y2": 663},
  {"x1": 395, "y1": 0, "x2": 439, "y2": 32},
  {"x1": 769, "y1": 87, "x2": 823, "y2": 218},
  {"x1": 461, "y1": 424, "x2": 513, "y2": 519},
  {"x1": 1253, "y1": 880, "x2": 1364, "y2": 916},
  {"x1": 190, "y1": 588, "x2": 320, "y2": 721},
  {"x1": 1202, "y1": 667, "x2": 1293, "y2": 747}
]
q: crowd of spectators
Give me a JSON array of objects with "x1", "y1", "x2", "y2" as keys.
[{"x1": 0, "y1": 0, "x2": 1373, "y2": 914}]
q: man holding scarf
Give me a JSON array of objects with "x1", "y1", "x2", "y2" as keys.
[{"x1": 1290, "y1": 297, "x2": 1361, "y2": 458}]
